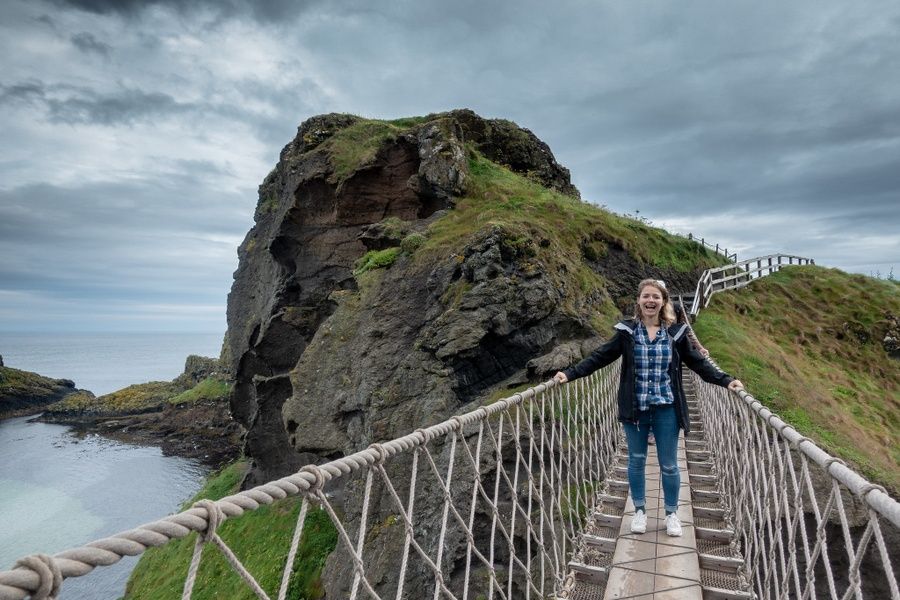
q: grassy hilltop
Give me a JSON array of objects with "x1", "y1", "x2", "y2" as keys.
[{"x1": 694, "y1": 266, "x2": 900, "y2": 493}]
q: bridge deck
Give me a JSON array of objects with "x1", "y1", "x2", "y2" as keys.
[{"x1": 603, "y1": 436, "x2": 702, "y2": 599}]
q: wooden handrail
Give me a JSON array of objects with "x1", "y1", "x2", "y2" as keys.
[
  {"x1": 689, "y1": 254, "x2": 814, "y2": 316},
  {"x1": 685, "y1": 233, "x2": 738, "y2": 263}
]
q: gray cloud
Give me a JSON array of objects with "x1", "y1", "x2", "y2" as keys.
[
  {"x1": 49, "y1": 0, "x2": 324, "y2": 22},
  {"x1": 2, "y1": 0, "x2": 899, "y2": 332},
  {"x1": 0, "y1": 176, "x2": 248, "y2": 331},
  {"x1": 70, "y1": 31, "x2": 111, "y2": 56},
  {"x1": 0, "y1": 81, "x2": 193, "y2": 125}
]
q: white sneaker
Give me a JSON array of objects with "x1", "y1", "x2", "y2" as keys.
[
  {"x1": 631, "y1": 510, "x2": 647, "y2": 534},
  {"x1": 666, "y1": 513, "x2": 683, "y2": 537}
]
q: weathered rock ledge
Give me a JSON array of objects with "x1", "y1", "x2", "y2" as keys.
[
  {"x1": 36, "y1": 354, "x2": 242, "y2": 468},
  {"x1": 0, "y1": 359, "x2": 87, "y2": 419}
]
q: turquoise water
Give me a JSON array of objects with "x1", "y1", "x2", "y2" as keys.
[
  {"x1": 0, "y1": 333, "x2": 221, "y2": 598},
  {"x1": 0, "y1": 416, "x2": 208, "y2": 599}
]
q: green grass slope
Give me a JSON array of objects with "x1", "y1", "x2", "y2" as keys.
[
  {"x1": 125, "y1": 461, "x2": 338, "y2": 600},
  {"x1": 366, "y1": 147, "x2": 731, "y2": 333},
  {"x1": 693, "y1": 266, "x2": 900, "y2": 494}
]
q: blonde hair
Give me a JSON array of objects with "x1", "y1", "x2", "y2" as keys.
[{"x1": 633, "y1": 278, "x2": 676, "y2": 326}]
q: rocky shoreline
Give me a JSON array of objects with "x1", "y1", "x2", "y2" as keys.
[
  {"x1": 39, "y1": 399, "x2": 242, "y2": 468},
  {"x1": 2, "y1": 353, "x2": 244, "y2": 469}
]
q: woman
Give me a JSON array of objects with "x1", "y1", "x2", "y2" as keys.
[{"x1": 553, "y1": 279, "x2": 743, "y2": 536}]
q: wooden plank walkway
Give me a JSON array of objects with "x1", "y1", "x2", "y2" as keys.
[{"x1": 602, "y1": 435, "x2": 703, "y2": 599}]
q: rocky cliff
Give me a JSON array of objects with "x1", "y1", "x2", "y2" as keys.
[{"x1": 223, "y1": 109, "x2": 726, "y2": 595}]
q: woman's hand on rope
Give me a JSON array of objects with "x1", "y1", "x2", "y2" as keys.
[
  {"x1": 553, "y1": 371, "x2": 568, "y2": 384},
  {"x1": 728, "y1": 379, "x2": 744, "y2": 392}
]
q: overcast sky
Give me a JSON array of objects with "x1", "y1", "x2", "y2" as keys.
[{"x1": 1, "y1": 0, "x2": 898, "y2": 333}]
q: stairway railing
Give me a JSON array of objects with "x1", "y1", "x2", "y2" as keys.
[{"x1": 690, "y1": 254, "x2": 815, "y2": 316}]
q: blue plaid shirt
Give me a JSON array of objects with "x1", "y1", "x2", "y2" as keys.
[{"x1": 633, "y1": 322, "x2": 675, "y2": 410}]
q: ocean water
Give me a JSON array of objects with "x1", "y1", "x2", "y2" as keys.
[
  {"x1": 0, "y1": 417, "x2": 208, "y2": 599},
  {"x1": 0, "y1": 331, "x2": 224, "y2": 396},
  {"x1": 0, "y1": 332, "x2": 223, "y2": 598}
]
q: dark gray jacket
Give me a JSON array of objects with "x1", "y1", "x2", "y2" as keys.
[{"x1": 562, "y1": 318, "x2": 734, "y2": 433}]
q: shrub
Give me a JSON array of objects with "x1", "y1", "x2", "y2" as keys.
[
  {"x1": 353, "y1": 247, "x2": 401, "y2": 275},
  {"x1": 400, "y1": 233, "x2": 426, "y2": 254}
]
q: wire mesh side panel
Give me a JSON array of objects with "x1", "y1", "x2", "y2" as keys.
[{"x1": 694, "y1": 376, "x2": 900, "y2": 600}]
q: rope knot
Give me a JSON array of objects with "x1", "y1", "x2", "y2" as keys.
[
  {"x1": 449, "y1": 416, "x2": 464, "y2": 431},
  {"x1": 192, "y1": 499, "x2": 224, "y2": 542},
  {"x1": 15, "y1": 553, "x2": 62, "y2": 600},
  {"x1": 823, "y1": 457, "x2": 848, "y2": 471},
  {"x1": 791, "y1": 435, "x2": 812, "y2": 449},
  {"x1": 300, "y1": 465, "x2": 326, "y2": 494},
  {"x1": 368, "y1": 442, "x2": 388, "y2": 465},
  {"x1": 857, "y1": 483, "x2": 887, "y2": 498},
  {"x1": 415, "y1": 427, "x2": 432, "y2": 445}
]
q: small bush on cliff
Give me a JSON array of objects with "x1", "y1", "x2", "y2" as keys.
[
  {"x1": 353, "y1": 247, "x2": 401, "y2": 275},
  {"x1": 400, "y1": 232, "x2": 426, "y2": 254},
  {"x1": 168, "y1": 376, "x2": 231, "y2": 405}
]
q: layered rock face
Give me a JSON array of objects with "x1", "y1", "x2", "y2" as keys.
[
  {"x1": 224, "y1": 110, "x2": 579, "y2": 487},
  {"x1": 223, "y1": 109, "x2": 707, "y2": 595}
]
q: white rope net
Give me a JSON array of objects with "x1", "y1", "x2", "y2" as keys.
[
  {"x1": 0, "y1": 364, "x2": 620, "y2": 600},
  {"x1": 692, "y1": 372, "x2": 900, "y2": 600}
]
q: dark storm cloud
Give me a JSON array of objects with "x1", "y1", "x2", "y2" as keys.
[
  {"x1": 0, "y1": 178, "x2": 248, "y2": 317},
  {"x1": 70, "y1": 31, "x2": 111, "y2": 56},
  {"x1": 48, "y1": 88, "x2": 190, "y2": 125},
  {"x1": 0, "y1": 81, "x2": 193, "y2": 125},
  {"x1": 49, "y1": 0, "x2": 323, "y2": 21}
]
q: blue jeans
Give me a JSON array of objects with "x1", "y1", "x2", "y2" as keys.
[{"x1": 622, "y1": 404, "x2": 681, "y2": 513}]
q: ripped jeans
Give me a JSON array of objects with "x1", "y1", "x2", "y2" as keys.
[{"x1": 622, "y1": 404, "x2": 681, "y2": 513}]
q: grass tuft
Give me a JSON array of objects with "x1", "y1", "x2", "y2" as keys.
[
  {"x1": 169, "y1": 377, "x2": 231, "y2": 405},
  {"x1": 353, "y1": 247, "x2": 401, "y2": 275}
]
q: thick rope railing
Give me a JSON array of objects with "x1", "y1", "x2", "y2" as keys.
[
  {"x1": 693, "y1": 373, "x2": 899, "y2": 600},
  {"x1": 0, "y1": 364, "x2": 621, "y2": 600}
]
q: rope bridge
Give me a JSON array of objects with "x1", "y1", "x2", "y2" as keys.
[{"x1": 1, "y1": 361, "x2": 898, "y2": 599}]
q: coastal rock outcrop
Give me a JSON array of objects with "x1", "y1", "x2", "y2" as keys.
[
  {"x1": 37, "y1": 354, "x2": 241, "y2": 467},
  {"x1": 0, "y1": 363, "x2": 85, "y2": 418},
  {"x1": 223, "y1": 109, "x2": 718, "y2": 596},
  {"x1": 224, "y1": 110, "x2": 581, "y2": 486}
]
